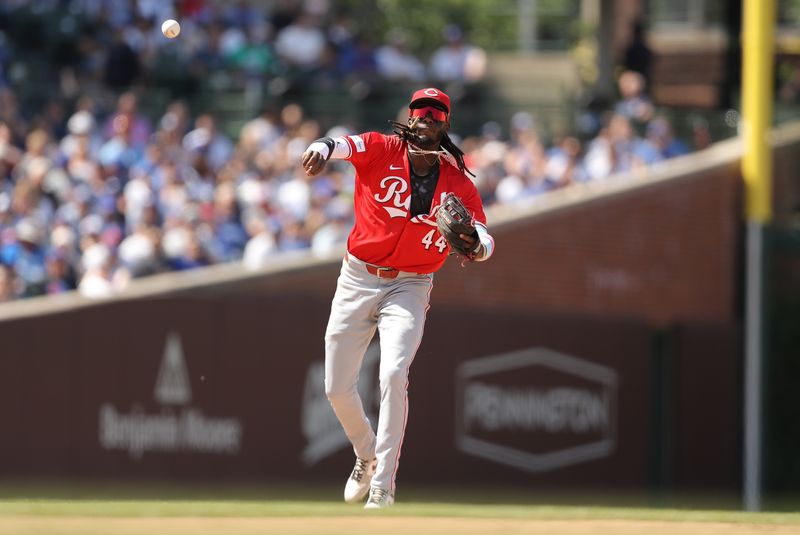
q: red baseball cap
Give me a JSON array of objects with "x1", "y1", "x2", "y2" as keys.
[{"x1": 409, "y1": 87, "x2": 451, "y2": 114}]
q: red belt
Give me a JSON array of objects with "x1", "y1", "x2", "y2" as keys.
[
  {"x1": 345, "y1": 255, "x2": 401, "y2": 279},
  {"x1": 364, "y1": 264, "x2": 400, "y2": 279}
]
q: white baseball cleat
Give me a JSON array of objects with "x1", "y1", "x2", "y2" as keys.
[
  {"x1": 364, "y1": 486, "x2": 394, "y2": 509},
  {"x1": 344, "y1": 457, "x2": 377, "y2": 503}
]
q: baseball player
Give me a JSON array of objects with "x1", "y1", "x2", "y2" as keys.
[{"x1": 301, "y1": 88, "x2": 494, "y2": 508}]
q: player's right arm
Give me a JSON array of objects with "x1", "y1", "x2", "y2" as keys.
[
  {"x1": 302, "y1": 136, "x2": 352, "y2": 176},
  {"x1": 302, "y1": 133, "x2": 386, "y2": 176}
]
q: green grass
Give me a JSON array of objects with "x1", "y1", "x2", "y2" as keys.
[
  {"x1": 2, "y1": 500, "x2": 800, "y2": 524},
  {"x1": 0, "y1": 480, "x2": 798, "y2": 525}
]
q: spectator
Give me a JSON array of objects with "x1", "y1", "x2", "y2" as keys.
[
  {"x1": 690, "y1": 115, "x2": 713, "y2": 151},
  {"x1": 1, "y1": 218, "x2": 48, "y2": 297},
  {"x1": 122, "y1": 167, "x2": 155, "y2": 231},
  {"x1": 123, "y1": 15, "x2": 159, "y2": 60},
  {"x1": 155, "y1": 160, "x2": 190, "y2": 222},
  {"x1": 45, "y1": 251, "x2": 77, "y2": 294},
  {"x1": 429, "y1": 24, "x2": 487, "y2": 83},
  {"x1": 596, "y1": 114, "x2": 657, "y2": 174},
  {"x1": 336, "y1": 32, "x2": 377, "y2": 82},
  {"x1": 98, "y1": 114, "x2": 142, "y2": 172},
  {"x1": 273, "y1": 11, "x2": 326, "y2": 70},
  {"x1": 170, "y1": 226, "x2": 212, "y2": 270},
  {"x1": 66, "y1": 134, "x2": 102, "y2": 184},
  {"x1": 311, "y1": 209, "x2": 350, "y2": 256},
  {"x1": 103, "y1": 28, "x2": 141, "y2": 90},
  {"x1": 614, "y1": 70, "x2": 654, "y2": 125},
  {"x1": 0, "y1": 121, "x2": 23, "y2": 181},
  {"x1": 496, "y1": 127, "x2": 548, "y2": 202},
  {"x1": 269, "y1": 0, "x2": 302, "y2": 33},
  {"x1": 277, "y1": 217, "x2": 310, "y2": 252},
  {"x1": 583, "y1": 124, "x2": 614, "y2": 181},
  {"x1": 606, "y1": 113, "x2": 662, "y2": 174},
  {"x1": 78, "y1": 242, "x2": 117, "y2": 298},
  {"x1": 221, "y1": 0, "x2": 265, "y2": 29},
  {"x1": 646, "y1": 116, "x2": 690, "y2": 159},
  {"x1": 227, "y1": 22, "x2": 280, "y2": 80},
  {"x1": 240, "y1": 105, "x2": 283, "y2": 153},
  {"x1": 622, "y1": 19, "x2": 653, "y2": 89},
  {"x1": 0, "y1": 263, "x2": 20, "y2": 302},
  {"x1": 10, "y1": 172, "x2": 55, "y2": 235},
  {"x1": 545, "y1": 135, "x2": 588, "y2": 189},
  {"x1": 210, "y1": 183, "x2": 248, "y2": 262},
  {"x1": 375, "y1": 30, "x2": 425, "y2": 82},
  {"x1": 162, "y1": 220, "x2": 191, "y2": 265},
  {"x1": 117, "y1": 223, "x2": 158, "y2": 277},
  {"x1": 242, "y1": 214, "x2": 277, "y2": 270},
  {"x1": 49, "y1": 222, "x2": 79, "y2": 266},
  {"x1": 192, "y1": 21, "x2": 230, "y2": 86},
  {"x1": 16, "y1": 128, "x2": 57, "y2": 181},
  {"x1": 102, "y1": 91, "x2": 151, "y2": 148},
  {"x1": 183, "y1": 113, "x2": 234, "y2": 172},
  {"x1": 0, "y1": 87, "x2": 29, "y2": 142},
  {"x1": 60, "y1": 110, "x2": 101, "y2": 162}
]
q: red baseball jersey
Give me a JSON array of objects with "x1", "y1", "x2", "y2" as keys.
[{"x1": 342, "y1": 132, "x2": 487, "y2": 274}]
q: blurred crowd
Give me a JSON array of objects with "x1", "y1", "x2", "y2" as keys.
[
  {"x1": 0, "y1": 0, "x2": 486, "y2": 101},
  {"x1": 0, "y1": 75, "x2": 709, "y2": 303},
  {"x1": 0, "y1": 1, "x2": 713, "y2": 303}
]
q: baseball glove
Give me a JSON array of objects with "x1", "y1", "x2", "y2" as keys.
[{"x1": 436, "y1": 193, "x2": 480, "y2": 258}]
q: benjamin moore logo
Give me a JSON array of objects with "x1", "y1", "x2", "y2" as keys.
[
  {"x1": 98, "y1": 332, "x2": 243, "y2": 459},
  {"x1": 455, "y1": 348, "x2": 618, "y2": 473},
  {"x1": 154, "y1": 333, "x2": 191, "y2": 405},
  {"x1": 301, "y1": 341, "x2": 380, "y2": 466}
]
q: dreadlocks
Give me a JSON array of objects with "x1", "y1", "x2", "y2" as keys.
[{"x1": 389, "y1": 119, "x2": 475, "y2": 177}]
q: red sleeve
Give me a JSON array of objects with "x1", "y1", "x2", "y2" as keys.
[{"x1": 344, "y1": 132, "x2": 388, "y2": 167}]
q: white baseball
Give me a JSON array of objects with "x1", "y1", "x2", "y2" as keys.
[{"x1": 161, "y1": 19, "x2": 181, "y2": 38}]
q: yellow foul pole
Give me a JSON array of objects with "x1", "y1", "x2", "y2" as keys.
[
  {"x1": 741, "y1": 0, "x2": 776, "y2": 513},
  {"x1": 741, "y1": 0, "x2": 776, "y2": 223}
]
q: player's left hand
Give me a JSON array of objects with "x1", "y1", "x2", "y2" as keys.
[
  {"x1": 301, "y1": 150, "x2": 326, "y2": 176},
  {"x1": 459, "y1": 233, "x2": 477, "y2": 249},
  {"x1": 435, "y1": 193, "x2": 481, "y2": 259}
]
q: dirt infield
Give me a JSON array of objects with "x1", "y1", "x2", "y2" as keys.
[{"x1": 3, "y1": 517, "x2": 799, "y2": 535}]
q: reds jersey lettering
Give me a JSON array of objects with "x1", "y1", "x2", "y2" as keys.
[
  {"x1": 343, "y1": 132, "x2": 486, "y2": 273},
  {"x1": 374, "y1": 176, "x2": 411, "y2": 218}
]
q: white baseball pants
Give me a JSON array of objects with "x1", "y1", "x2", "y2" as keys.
[{"x1": 324, "y1": 254, "x2": 433, "y2": 493}]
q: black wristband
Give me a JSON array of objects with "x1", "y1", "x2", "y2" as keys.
[{"x1": 312, "y1": 137, "x2": 336, "y2": 161}]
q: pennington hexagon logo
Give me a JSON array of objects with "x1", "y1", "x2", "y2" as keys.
[{"x1": 455, "y1": 347, "x2": 618, "y2": 473}]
